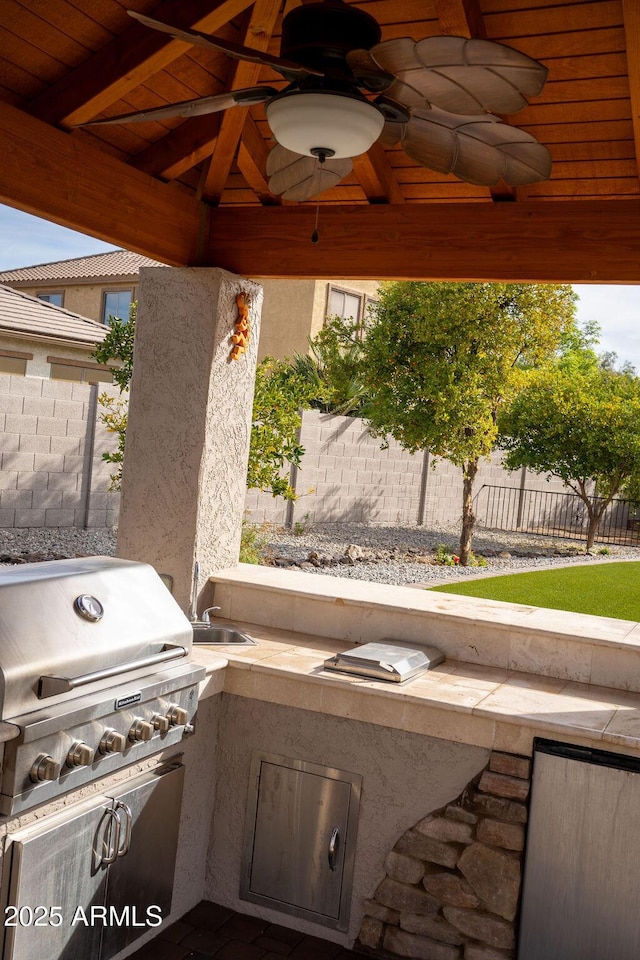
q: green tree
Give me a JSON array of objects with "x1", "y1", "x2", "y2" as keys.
[
  {"x1": 92, "y1": 310, "x2": 313, "y2": 500},
  {"x1": 362, "y1": 282, "x2": 577, "y2": 564},
  {"x1": 289, "y1": 315, "x2": 371, "y2": 416},
  {"x1": 498, "y1": 365, "x2": 640, "y2": 551}
]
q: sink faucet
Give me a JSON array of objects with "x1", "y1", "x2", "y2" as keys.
[{"x1": 201, "y1": 606, "x2": 221, "y2": 624}]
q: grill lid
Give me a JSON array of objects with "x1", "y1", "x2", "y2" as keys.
[
  {"x1": 324, "y1": 639, "x2": 445, "y2": 683},
  {"x1": 0, "y1": 556, "x2": 193, "y2": 718}
]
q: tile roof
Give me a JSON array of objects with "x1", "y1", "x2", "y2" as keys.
[
  {"x1": 0, "y1": 249, "x2": 166, "y2": 283},
  {"x1": 0, "y1": 286, "x2": 110, "y2": 345}
]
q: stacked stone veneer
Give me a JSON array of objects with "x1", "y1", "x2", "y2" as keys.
[{"x1": 357, "y1": 751, "x2": 531, "y2": 960}]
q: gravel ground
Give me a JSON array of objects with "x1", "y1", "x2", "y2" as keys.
[
  {"x1": 262, "y1": 522, "x2": 640, "y2": 584},
  {"x1": 1, "y1": 523, "x2": 637, "y2": 586}
]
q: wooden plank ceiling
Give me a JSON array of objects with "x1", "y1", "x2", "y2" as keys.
[{"x1": 1, "y1": 0, "x2": 639, "y2": 280}]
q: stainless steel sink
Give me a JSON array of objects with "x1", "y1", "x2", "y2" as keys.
[{"x1": 191, "y1": 623, "x2": 257, "y2": 645}]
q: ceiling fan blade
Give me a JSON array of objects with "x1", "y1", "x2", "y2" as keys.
[
  {"x1": 266, "y1": 144, "x2": 352, "y2": 201},
  {"x1": 400, "y1": 109, "x2": 552, "y2": 186},
  {"x1": 128, "y1": 10, "x2": 322, "y2": 80},
  {"x1": 78, "y1": 87, "x2": 277, "y2": 126},
  {"x1": 349, "y1": 36, "x2": 547, "y2": 115}
]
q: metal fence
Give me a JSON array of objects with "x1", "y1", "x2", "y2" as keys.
[{"x1": 476, "y1": 484, "x2": 640, "y2": 546}]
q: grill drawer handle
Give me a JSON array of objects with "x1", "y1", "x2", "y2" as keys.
[
  {"x1": 115, "y1": 801, "x2": 133, "y2": 857},
  {"x1": 328, "y1": 826, "x2": 340, "y2": 872},
  {"x1": 37, "y1": 644, "x2": 188, "y2": 698},
  {"x1": 99, "y1": 807, "x2": 122, "y2": 867}
]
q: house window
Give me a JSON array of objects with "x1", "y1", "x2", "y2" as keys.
[
  {"x1": 48, "y1": 357, "x2": 114, "y2": 385},
  {"x1": 37, "y1": 292, "x2": 64, "y2": 307},
  {"x1": 327, "y1": 286, "x2": 363, "y2": 322},
  {"x1": 364, "y1": 297, "x2": 379, "y2": 321},
  {"x1": 0, "y1": 350, "x2": 31, "y2": 376},
  {"x1": 103, "y1": 289, "x2": 134, "y2": 324}
]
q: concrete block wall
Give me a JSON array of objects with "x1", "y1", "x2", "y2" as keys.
[
  {"x1": 0, "y1": 374, "x2": 120, "y2": 529},
  {"x1": 244, "y1": 410, "x2": 571, "y2": 529},
  {"x1": 0, "y1": 380, "x2": 589, "y2": 534}
]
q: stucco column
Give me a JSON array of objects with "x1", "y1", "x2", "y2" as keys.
[{"x1": 117, "y1": 267, "x2": 262, "y2": 613}]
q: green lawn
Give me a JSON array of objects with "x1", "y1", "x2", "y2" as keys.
[{"x1": 429, "y1": 561, "x2": 640, "y2": 621}]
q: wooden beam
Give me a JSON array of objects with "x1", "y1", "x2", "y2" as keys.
[
  {"x1": 28, "y1": 0, "x2": 254, "y2": 127},
  {"x1": 206, "y1": 201, "x2": 640, "y2": 282},
  {"x1": 133, "y1": 113, "x2": 221, "y2": 180},
  {"x1": 352, "y1": 144, "x2": 405, "y2": 204},
  {"x1": 203, "y1": 0, "x2": 282, "y2": 201},
  {"x1": 0, "y1": 102, "x2": 201, "y2": 265},
  {"x1": 434, "y1": 0, "x2": 486, "y2": 38},
  {"x1": 237, "y1": 116, "x2": 280, "y2": 203},
  {"x1": 622, "y1": 0, "x2": 640, "y2": 185}
]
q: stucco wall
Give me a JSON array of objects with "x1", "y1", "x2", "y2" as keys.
[
  {"x1": 0, "y1": 332, "x2": 105, "y2": 378},
  {"x1": 255, "y1": 278, "x2": 381, "y2": 360},
  {"x1": 11, "y1": 283, "x2": 119, "y2": 322},
  {"x1": 206, "y1": 694, "x2": 489, "y2": 944}
]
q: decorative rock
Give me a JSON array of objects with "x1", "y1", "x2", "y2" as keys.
[
  {"x1": 396, "y1": 830, "x2": 462, "y2": 868},
  {"x1": 488, "y1": 753, "x2": 531, "y2": 780},
  {"x1": 445, "y1": 804, "x2": 478, "y2": 825},
  {"x1": 384, "y1": 927, "x2": 462, "y2": 960},
  {"x1": 363, "y1": 899, "x2": 400, "y2": 925},
  {"x1": 423, "y1": 872, "x2": 480, "y2": 909},
  {"x1": 443, "y1": 907, "x2": 515, "y2": 950},
  {"x1": 464, "y1": 945, "x2": 515, "y2": 960},
  {"x1": 400, "y1": 913, "x2": 464, "y2": 945},
  {"x1": 345, "y1": 543, "x2": 364, "y2": 561},
  {"x1": 358, "y1": 916, "x2": 384, "y2": 950},
  {"x1": 375, "y1": 878, "x2": 440, "y2": 916},
  {"x1": 417, "y1": 816, "x2": 474, "y2": 844},
  {"x1": 386, "y1": 850, "x2": 426, "y2": 885},
  {"x1": 478, "y1": 771, "x2": 529, "y2": 801},
  {"x1": 476, "y1": 819, "x2": 525, "y2": 852},
  {"x1": 457, "y1": 844, "x2": 521, "y2": 921},
  {"x1": 468, "y1": 792, "x2": 527, "y2": 824}
]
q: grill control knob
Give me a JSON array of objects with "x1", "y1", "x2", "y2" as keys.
[
  {"x1": 166, "y1": 705, "x2": 189, "y2": 727},
  {"x1": 129, "y1": 718, "x2": 154, "y2": 742},
  {"x1": 30, "y1": 754, "x2": 61, "y2": 783},
  {"x1": 152, "y1": 713, "x2": 171, "y2": 734},
  {"x1": 99, "y1": 729, "x2": 127, "y2": 755},
  {"x1": 67, "y1": 741, "x2": 95, "y2": 767}
]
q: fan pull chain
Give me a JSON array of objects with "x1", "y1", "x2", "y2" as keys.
[{"x1": 311, "y1": 199, "x2": 320, "y2": 244}]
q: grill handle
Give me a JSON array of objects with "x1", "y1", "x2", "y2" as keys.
[{"x1": 37, "y1": 644, "x2": 188, "y2": 699}]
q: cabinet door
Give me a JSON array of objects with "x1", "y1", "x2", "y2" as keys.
[
  {"x1": 242, "y1": 755, "x2": 361, "y2": 930},
  {"x1": 2, "y1": 794, "x2": 112, "y2": 960},
  {"x1": 519, "y1": 742, "x2": 640, "y2": 960},
  {"x1": 101, "y1": 763, "x2": 184, "y2": 960}
]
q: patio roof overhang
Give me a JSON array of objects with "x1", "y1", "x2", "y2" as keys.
[{"x1": 1, "y1": 0, "x2": 639, "y2": 283}]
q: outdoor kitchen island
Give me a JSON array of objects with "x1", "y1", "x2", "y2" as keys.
[{"x1": 173, "y1": 563, "x2": 640, "y2": 960}]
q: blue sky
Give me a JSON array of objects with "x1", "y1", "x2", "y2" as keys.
[{"x1": 0, "y1": 203, "x2": 638, "y2": 370}]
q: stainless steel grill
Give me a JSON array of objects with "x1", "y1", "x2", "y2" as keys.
[{"x1": 0, "y1": 556, "x2": 205, "y2": 815}]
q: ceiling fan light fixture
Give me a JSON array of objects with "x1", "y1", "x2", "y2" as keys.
[{"x1": 266, "y1": 91, "x2": 384, "y2": 159}]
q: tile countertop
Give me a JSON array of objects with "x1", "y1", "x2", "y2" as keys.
[{"x1": 192, "y1": 618, "x2": 640, "y2": 759}]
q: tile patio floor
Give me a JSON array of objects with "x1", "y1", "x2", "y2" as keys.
[{"x1": 128, "y1": 901, "x2": 363, "y2": 960}]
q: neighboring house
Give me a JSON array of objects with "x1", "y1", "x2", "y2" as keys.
[
  {"x1": 0, "y1": 251, "x2": 380, "y2": 360},
  {"x1": 0, "y1": 285, "x2": 117, "y2": 383}
]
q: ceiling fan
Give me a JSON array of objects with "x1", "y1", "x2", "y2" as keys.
[{"x1": 82, "y1": 0, "x2": 551, "y2": 202}]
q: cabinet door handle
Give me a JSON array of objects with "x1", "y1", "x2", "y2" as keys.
[
  {"x1": 115, "y1": 801, "x2": 132, "y2": 857},
  {"x1": 100, "y1": 807, "x2": 122, "y2": 866},
  {"x1": 328, "y1": 826, "x2": 340, "y2": 872}
]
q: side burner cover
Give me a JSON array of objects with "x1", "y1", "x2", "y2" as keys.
[{"x1": 324, "y1": 639, "x2": 444, "y2": 683}]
